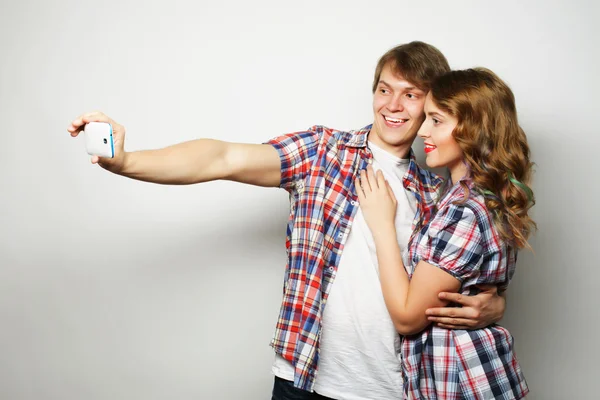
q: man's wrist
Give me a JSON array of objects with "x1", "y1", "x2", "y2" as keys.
[
  {"x1": 491, "y1": 294, "x2": 506, "y2": 324},
  {"x1": 117, "y1": 151, "x2": 134, "y2": 175}
]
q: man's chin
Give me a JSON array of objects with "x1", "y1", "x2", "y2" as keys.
[{"x1": 380, "y1": 130, "x2": 412, "y2": 145}]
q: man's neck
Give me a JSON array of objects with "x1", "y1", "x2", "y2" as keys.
[{"x1": 367, "y1": 135, "x2": 412, "y2": 160}]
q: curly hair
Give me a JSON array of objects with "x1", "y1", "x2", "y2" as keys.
[{"x1": 430, "y1": 68, "x2": 536, "y2": 249}]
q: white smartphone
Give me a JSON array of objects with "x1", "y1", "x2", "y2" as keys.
[{"x1": 84, "y1": 122, "x2": 114, "y2": 158}]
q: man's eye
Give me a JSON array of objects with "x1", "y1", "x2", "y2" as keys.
[{"x1": 432, "y1": 118, "x2": 440, "y2": 124}]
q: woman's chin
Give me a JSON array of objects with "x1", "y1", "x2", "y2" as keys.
[{"x1": 425, "y1": 157, "x2": 439, "y2": 169}]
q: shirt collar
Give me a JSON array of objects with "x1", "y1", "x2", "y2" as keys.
[
  {"x1": 437, "y1": 177, "x2": 477, "y2": 208},
  {"x1": 403, "y1": 151, "x2": 429, "y2": 190},
  {"x1": 346, "y1": 124, "x2": 372, "y2": 148}
]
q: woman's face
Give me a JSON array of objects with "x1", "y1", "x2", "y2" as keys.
[{"x1": 418, "y1": 93, "x2": 467, "y2": 183}]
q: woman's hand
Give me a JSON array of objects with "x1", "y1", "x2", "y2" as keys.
[{"x1": 355, "y1": 165, "x2": 397, "y2": 237}]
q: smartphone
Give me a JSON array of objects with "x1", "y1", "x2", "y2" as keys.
[{"x1": 84, "y1": 121, "x2": 114, "y2": 158}]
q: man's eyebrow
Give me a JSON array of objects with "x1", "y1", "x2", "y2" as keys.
[
  {"x1": 379, "y1": 80, "x2": 424, "y2": 92},
  {"x1": 408, "y1": 86, "x2": 426, "y2": 93}
]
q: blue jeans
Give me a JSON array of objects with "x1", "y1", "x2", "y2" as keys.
[{"x1": 271, "y1": 376, "x2": 336, "y2": 400}]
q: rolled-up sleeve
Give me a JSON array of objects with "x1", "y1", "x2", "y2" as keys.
[{"x1": 264, "y1": 127, "x2": 322, "y2": 192}]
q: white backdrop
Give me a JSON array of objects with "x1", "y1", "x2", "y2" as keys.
[{"x1": 1, "y1": 0, "x2": 598, "y2": 399}]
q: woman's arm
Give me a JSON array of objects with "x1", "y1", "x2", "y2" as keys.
[
  {"x1": 373, "y1": 229, "x2": 461, "y2": 335},
  {"x1": 356, "y1": 166, "x2": 462, "y2": 335}
]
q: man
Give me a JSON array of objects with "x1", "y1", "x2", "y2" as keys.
[{"x1": 68, "y1": 41, "x2": 505, "y2": 400}]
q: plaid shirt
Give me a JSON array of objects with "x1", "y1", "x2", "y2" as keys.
[
  {"x1": 266, "y1": 124, "x2": 442, "y2": 391},
  {"x1": 403, "y1": 173, "x2": 530, "y2": 399}
]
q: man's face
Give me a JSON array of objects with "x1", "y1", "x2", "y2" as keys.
[{"x1": 370, "y1": 64, "x2": 427, "y2": 157}]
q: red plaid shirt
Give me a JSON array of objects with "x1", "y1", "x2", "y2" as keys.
[
  {"x1": 403, "y1": 173, "x2": 530, "y2": 399},
  {"x1": 266, "y1": 124, "x2": 443, "y2": 391}
]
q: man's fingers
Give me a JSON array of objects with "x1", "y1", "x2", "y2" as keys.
[
  {"x1": 68, "y1": 111, "x2": 112, "y2": 136},
  {"x1": 82, "y1": 111, "x2": 111, "y2": 124},
  {"x1": 426, "y1": 306, "x2": 479, "y2": 320},
  {"x1": 67, "y1": 114, "x2": 86, "y2": 135},
  {"x1": 476, "y1": 284, "x2": 498, "y2": 294},
  {"x1": 428, "y1": 316, "x2": 476, "y2": 328},
  {"x1": 436, "y1": 323, "x2": 474, "y2": 330},
  {"x1": 68, "y1": 126, "x2": 82, "y2": 137},
  {"x1": 438, "y1": 291, "x2": 476, "y2": 306}
]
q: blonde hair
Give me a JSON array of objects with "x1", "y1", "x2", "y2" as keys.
[{"x1": 431, "y1": 68, "x2": 536, "y2": 249}]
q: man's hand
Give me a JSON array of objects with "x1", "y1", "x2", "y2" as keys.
[
  {"x1": 68, "y1": 111, "x2": 128, "y2": 173},
  {"x1": 425, "y1": 285, "x2": 505, "y2": 330}
]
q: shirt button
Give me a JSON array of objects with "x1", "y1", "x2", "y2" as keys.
[
  {"x1": 350, "y1": 200, "x2": 357, "y2": 206},
  {"x1": 328, "y1": 267, "x2": 334, "y2": 272},
  {"x1": 337, "y1": 232, "x2": 343, "y2": 239}
]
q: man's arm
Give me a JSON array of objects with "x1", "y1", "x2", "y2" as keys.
[
  {"x1": 68, "y1": 111, "x2": 282, "y2": 187},
  {"x1": 118, "y1": 140, "x2": 281, "y2": 186},
  {"x1": 425, "y1": 285, "x2": 506, "y2": 330}
]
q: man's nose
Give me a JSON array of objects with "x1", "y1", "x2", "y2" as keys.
[{"x1": 387, "y1": 94, "x2": 405, "y2": 112}]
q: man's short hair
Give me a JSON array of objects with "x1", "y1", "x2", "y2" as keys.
[{"x1": 372, "y1": 41, "x2": 451, "y2": 93}]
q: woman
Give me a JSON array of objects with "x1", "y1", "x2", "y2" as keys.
[{"x1": 357, "y1": 68, "x2": 535, "y2": 399}]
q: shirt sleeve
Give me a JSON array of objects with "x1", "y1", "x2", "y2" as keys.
[
  {"x1": 263, "y1": 126, "x2": 322, "y2": 192},
  {"x1": 418, "y1": 204, "x2": 484, "y2": 282}
]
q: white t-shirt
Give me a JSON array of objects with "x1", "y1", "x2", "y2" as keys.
[{"x1": 272, "y1": 140, "x2": 418, "y2": 399}]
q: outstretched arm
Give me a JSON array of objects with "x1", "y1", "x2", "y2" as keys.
[{"x1": 68, "y1": 111, "x2": 282, "y2": 187}]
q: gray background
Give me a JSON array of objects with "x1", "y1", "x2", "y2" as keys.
[{"x1": 1, "y1": 0, "x2": 598, "y2": 399}]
